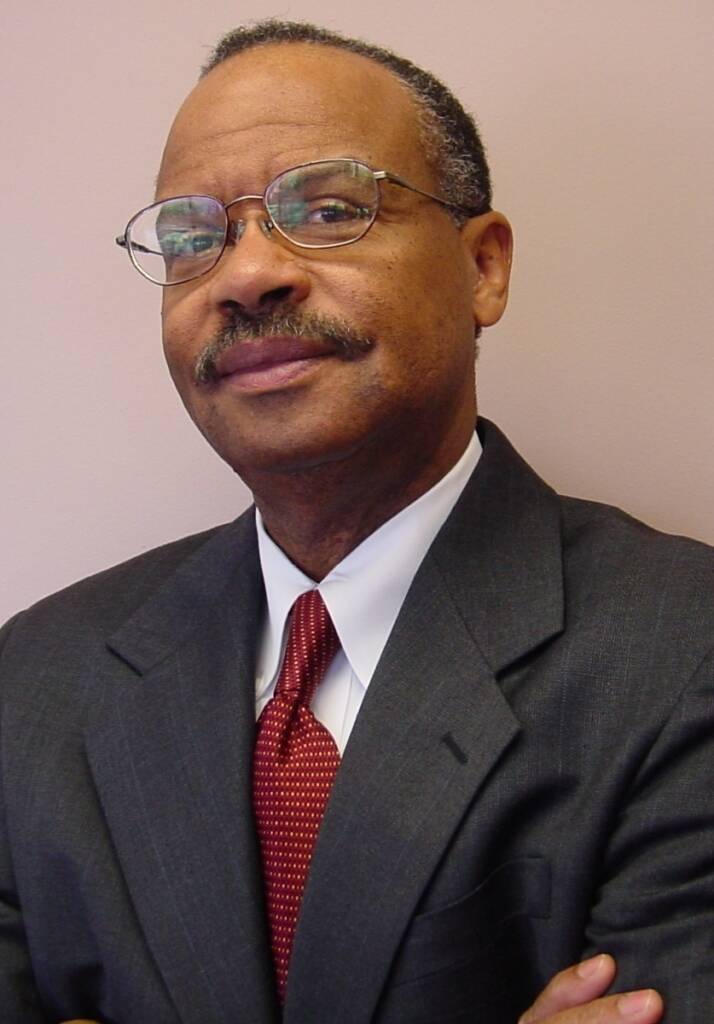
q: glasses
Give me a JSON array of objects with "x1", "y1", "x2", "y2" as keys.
[{"x1": 115, "y1": 158, "x2": 475, "y2": 286}]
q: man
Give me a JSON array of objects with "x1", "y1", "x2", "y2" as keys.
[{"x1": 1, "y1": 18, "x2": 712, "y2": 1024}]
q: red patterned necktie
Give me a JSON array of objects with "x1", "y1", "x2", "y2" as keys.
[{"x1": 253, "y1": 589, "x2": 341, "y2": 1002}]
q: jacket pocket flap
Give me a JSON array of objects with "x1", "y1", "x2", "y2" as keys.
[{"x1": 392, "y1": 856, "x2": 551, "y2": 985}]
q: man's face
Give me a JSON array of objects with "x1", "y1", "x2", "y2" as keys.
[{"x1": 158, "y1": 44, "x2": 509, "y2": 482}]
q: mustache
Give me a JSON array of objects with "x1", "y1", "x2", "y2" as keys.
[{"x1": 194, "y1": 309, "x2": 375, "y2": 385}]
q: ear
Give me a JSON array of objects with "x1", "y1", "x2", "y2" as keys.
[{"x1": 461, "y1": 212, "x2": 513, "y2": 328}]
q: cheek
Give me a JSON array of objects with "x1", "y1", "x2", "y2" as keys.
[
  {"x1": 160, "y1": 292, "x2": 207, "y2": 385},
  {"x1": 362, "y1": 240, "x2": 476, "y2": 354}
]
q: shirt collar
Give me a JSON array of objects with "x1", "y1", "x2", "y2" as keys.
[{"x1": 256, "y1": 431, "x2": 481, "y2": 696}]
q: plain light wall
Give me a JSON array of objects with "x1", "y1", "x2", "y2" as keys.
[{"x1": 2, "y1": 0, "x2": 712, "y2": 622}]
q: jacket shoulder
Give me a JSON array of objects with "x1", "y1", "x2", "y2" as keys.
[
  {"x1": 560, "y1": 493, "x2": 714, "y2": 573},
  {"x1": 1, "y1": 516, "x2": 248, "y2": 643},
  {"x1": 559, "y1": 494, "x2": 714, "y2": 657}
]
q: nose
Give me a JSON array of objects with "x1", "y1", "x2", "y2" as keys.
[{"x1": 207, "y1": 211, "x2": 312, "y2": 316}]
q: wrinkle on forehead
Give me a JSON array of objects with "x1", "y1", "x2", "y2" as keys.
[{"x1": 195, "y1": 119, "x2": 334, "y2": 139}]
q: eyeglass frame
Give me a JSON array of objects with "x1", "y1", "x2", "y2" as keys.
[{"x1": 115, "y1": 158, "x2": 480, "y2": 286}]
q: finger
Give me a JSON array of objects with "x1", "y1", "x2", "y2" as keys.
[
  {"x1": 538, "y1": 989, "x2": 663, "y2": 1023},
  {"x1": 520, "y1": 954, "x2": 617, "y2": 1022}
]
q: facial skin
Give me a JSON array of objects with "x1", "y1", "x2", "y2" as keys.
[{"x1": 158, "y1": 43, "x2": 512, "y2": 577}]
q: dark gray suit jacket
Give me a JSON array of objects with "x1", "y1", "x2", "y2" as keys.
[{"x1": 1, "y1": 421, "x2": 713, "y2": 1023}]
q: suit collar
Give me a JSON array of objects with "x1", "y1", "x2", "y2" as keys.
[
  {"x1": 105, "y1": 510, "x2": 259, "y2": 673},
  {"x1": 434, "y1": 418, "x2": 565, "y2": 673}
]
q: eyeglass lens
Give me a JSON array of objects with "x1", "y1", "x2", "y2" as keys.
[{"x1": 126, "y1": 160, "x2": 380, "y2": 285}]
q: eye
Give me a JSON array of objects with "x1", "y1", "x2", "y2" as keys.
[
  {"x1": 158, "y1": 229, "x2": 223, "y2": 259},
  {"x1": 303, "y1": 199, "x2": 370, "y2": 225}
]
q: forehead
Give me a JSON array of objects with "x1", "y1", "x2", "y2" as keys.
[{"x1": 158, "y1": 43, "x2": 429, "y2": 193}]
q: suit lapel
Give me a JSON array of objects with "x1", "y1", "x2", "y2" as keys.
[
  {"x1": 285, "y1": 420, "x2": 565, "y2": 1023},
  {"x1": 86, "y1": 512, "x2": 280, "y2": 1024}
]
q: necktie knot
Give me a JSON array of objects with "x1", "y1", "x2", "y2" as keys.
[{"x1": 275, "y1": 590, "x2": 339, "y2": 708}]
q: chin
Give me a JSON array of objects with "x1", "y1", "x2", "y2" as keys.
[
  {"x1": 216, "y1": 429, "x2": 371, "y2": 481},
  {"x1": 192, "y1": 393, "x2": 385, "y2": 480}
]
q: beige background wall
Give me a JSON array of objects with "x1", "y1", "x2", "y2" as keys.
[{"x1": 2, "y1": 1, "x2": 712, "y2": 622}]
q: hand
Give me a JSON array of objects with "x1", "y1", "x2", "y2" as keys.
[{"x1": 519, "y1": 954, "x2": 663, "y2": 1023}]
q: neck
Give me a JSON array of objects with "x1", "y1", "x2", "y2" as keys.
[{"x1": 248, "y1": 422, "x2": 475, "y2": 581}]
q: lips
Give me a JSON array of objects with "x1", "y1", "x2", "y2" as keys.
[{"x1": 212, "y1": 335, "x2": 334, "y2": 392}]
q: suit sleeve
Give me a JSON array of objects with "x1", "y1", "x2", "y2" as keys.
[
  {"x1": 0, "y1": 615, "x2": 50, "y2": 1022},
  {"x1": 582, "y1": 644, "x2": 714, "y2": 1019}
]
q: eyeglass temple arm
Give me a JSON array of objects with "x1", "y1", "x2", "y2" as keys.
[
  {"x1": 375, "y1": 171, "x2": 475, "y2": 215},
  {"x1": 115, "y1": 236, "x2": 162, "y2": 256}
]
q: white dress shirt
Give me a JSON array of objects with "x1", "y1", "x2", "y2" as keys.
[{"x1": 255, "y1": 432, "x2": 481, "y2": 754}]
